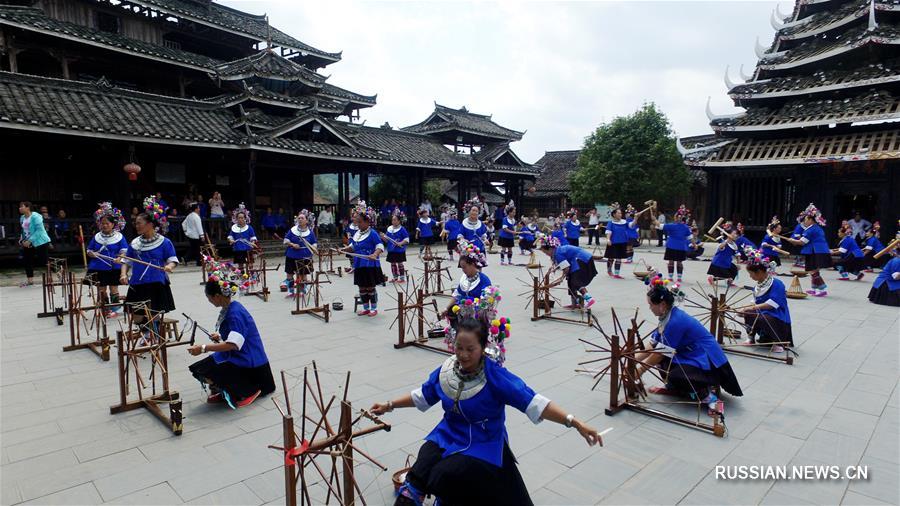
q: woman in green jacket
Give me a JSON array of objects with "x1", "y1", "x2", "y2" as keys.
[{"x1": 19, "y1": 201, "x2": 52, "y2": 286}]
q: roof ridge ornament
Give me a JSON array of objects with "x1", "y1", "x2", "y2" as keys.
[
  {"x1": 706, "y1": 96, "x2": 745, "y2": 121},
  {"x1": 94, "y1": 76, "x2": 112, "y2": 88},
  {"x1": 724, "y1": 65, "x2": 738, "y2": 90},
  {"x1": 775, "y1": 2, "x2": 791, "y2": 22},
  {"x1": 739, "y1": 64, "x2": 754, "y2": 82},
  {"x1": 770, "y1": 9, "x2": 785, "y2": 30},
  {"x1": 869, "y1": 0, "x2": 878, "y2": 31}
]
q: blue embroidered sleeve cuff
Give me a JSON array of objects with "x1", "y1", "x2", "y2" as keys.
[
  {"x1": 411, "y1": 388, "x2": 431, "y2": 412},
  {"x1": 226, "y1": 331, "x2": 245, "y2": 350},
  {"x1": 764, "y1": 298, "x2": 779, "y2": 309},
  {"x1": 525, "y1": 394, "x2": 551, "y2": 424}
]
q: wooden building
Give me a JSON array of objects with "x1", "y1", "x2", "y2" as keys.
[
  {"x1": 0, "y1": 0, "x2": 536, "y2": 254},
  {"x1": 680, "y1": 0, "x2": 900, "y2": 241}
]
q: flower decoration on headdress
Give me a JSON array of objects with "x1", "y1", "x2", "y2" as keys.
[
  {"x1": 142, "y1": 195, "x2": 168, "y2": 232},
  {"x1": 797, "y1": 202, "x2": 826, "y2": 226},
  {"x1": 566, "y1": 207, "x2": 577, "y2": 217},
  {"x1": 446, "y1": 206, "x2": 458, "y2": 218},
  {"x1": 205, "y1": 256, "x2": 253, "y2": 296},
  {"x1": 94, "y1": 202, "x2": 125, "y2": 232},
  {"x1": 644, "y1": 272, "x2": 685, "y2": 304},
  {"x1": 537, "y1": 233, "x2": 560, "y2": 249},
  {"x1": 674, "y1": 205, "x2": 691, "y2": 222},
  {"x1": 445, "y1": 285, "x2": 510, "y2": 366},
  {"x1": 872, "y1": 221, "x2": 881, "y2": 232},
  {"x1": 463, "y1": 196, "x2": 482, "y2": 214},
  {"x1": 456, "y1": 238, "x2": 487, "y2": 268},
  {"x1": 743, "y1": 246, "x2": 776, "y2": 274},
  {"x1": 768, "y1": 215, "x2": 781, "y2": 230},
  {"x1": 295, "y1": 208, "x2": 316, "y2": 229},
  {"x1": 721, "y1": 221, "x2": 735, "y2": 233},
  {"x1": 608, "y1": 202, "x2": 621, "y2": 219},
  {"x1": 736, "y1": 222, "x2": 745, "y2": 234},
  {"x1": 353, "y1": 200, "x2": 378, "y2": 224},
  {"x1": 624, "y1": 204, "x2": 636, "y2": 217},
  {"x1": 231, "y1": 202, "x2": 251, "y2": 225},
  {"x1": 505, "y1": 200, "x2": 516, "y2": 213},
  {"x1": 391, "y1": 208, "x2": 407, "y2": 224}
]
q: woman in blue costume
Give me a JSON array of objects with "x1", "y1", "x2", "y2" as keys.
[
  {"x1": 456, "y1": 197, "x2": 488, "y2": 260},
  {"x1": 338, "y1": 201, "x2": 385, "y2": 316},
  {"x1": 381, "y1": 210, "x2": 410, "y2": 283},
  {"x1": 563, "y1": 207, "x2": 582, "y2": 247},
  {"x1": 415, "y1": 208, "x2": 436, "y2": 255},
  {"x1": 760, "y1": 217, "x2": 790, "y2": 267},
  {"x1": 540, "y1": 235, "x2": 597, "y2": 309},
  {"x1": 371, "y1": 313, "x2": 603, "y2": 506},
  {"x1": 653, "y1": 204, "x2": 692, "y2": 282},
  {"x1": 497, "y1": 202, "x2": 518, "y2": 266},
  {"x1": 86, "y1": 202, "x2": 129, "y2": 318},
  {"x1": 227, "y1": 204, "x2": 257, "y2": 269},
  {"x1": 738, "y1": 247, "x2": 794, "y2": 354},
  {"x1": 707, "y1": 225, "x2": 739, "y2": 286},
  {"x1": 862, "y1": 222, "x2": 887, "y2": 271},
  {"x1": 604, "y1": 203, "x2": 638, "y2": 279},
  {"x1": 782, "y1": 203, "x2": 832, "y2": 297},
  {"x1": 832, "y1": 222, "x2": 866, "y2": 281},
  {"x1": 868, "y1": 246, "x2": 900, "y2": 307},
  {"x1": 188, "y1": 273, "x2": 276, "y2": 409},
  {"x1": 281, "y1": 210, "x2": 316, "y2": 297},
  {"x1": 441, "y1": 207, "x2": 461, "y2": 260},
  {"x1": 635, "y1": 275, "x2": 743, "y2": 415},
  {"x1": 518, "y1": 216, "x2": 537, "y2": 255},
  {"x1": 119, "y1": 198, "x2": 178, "y2": 317}
]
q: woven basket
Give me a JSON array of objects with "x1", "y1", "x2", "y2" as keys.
[
  {"x1": 790, "y1": 268, "x2": 809, "y2": 277},
  {"x1": 392, "y1": 455, "x2": 414, "y2": 492}
]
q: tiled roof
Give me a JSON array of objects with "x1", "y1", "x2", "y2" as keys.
[
  {"x1": 123, "y1": 0, "x2": 341, "y2": 65},
  {"x1": 0, "y1": 71, "x2": 242, "y2": 144},
  {"x1": 778, "y1": 0, "x2": 898, "y2": 40},
  {"x1": 711, "y1": 90, "x2": 900, "y2": 131},
  {"x1": 730, "y1": 60, "x2": 900, "y2": 99},
  {"x1": 0, "y1": 72, "x2": 535, "y2": 175},
  {"x1": 0, "y1": 5, "x2": 219, "y2": 70},
  {"x1": 759, "y1": 24, "x2": 900, "y2": 71},
  {"x1": 319, "y1": 83, "x2": 377, "y2": 106},
  {"x1": 531, "y1": 150, "x2": 580, "y2": 195},
  {"x1": 403, "y1": 104, "x2": 524, "y2": 141},
  {"x1": 211, "y1": 51, "x2": 325, "y2": 86}
]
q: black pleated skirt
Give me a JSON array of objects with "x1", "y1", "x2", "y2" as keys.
[
  {"x1": 387, "y1": 251, "x2": 407, "y2": 263},
  {"x1": 354, "y1": 266, "x2": 385, "y2": 287},
  {"x1": 125, "y1": 281, "x2": 175, "y2": 313},
  {"x1": 659, "y1": 356, "x2": 743, "y2": 397},
  {"x1": 605, "y1": 242, "x2": 627, "y2": 259},
  {"x1": 834, "y1": 255, "x2": 865, "y2": 275},
  {"x1": 447, "y1": 239, "x2": 458, "y2": 253},
  {"x1": 868, "y1": 283, "x2": 900, "y2": 307},
  {"x1": 567, "y1": 237, "x2": 579, "y2": 247},
  {"x1": 568, "y1": 259, "x2": 598, "y2": 290},
  {"x1": 707, "y1": 264, "x2": 738, "y2": 279},
  {"x1": 743, "y1": 313, "x2": 794, "y2": 347},
  {"x1": 85, "y1": 269, "x2": 120, "y2": 287},
  {"x1": 233, "y1": 250, "x2": 249, "y2": 265},
  {"x1": 285, "y1": 258, "x2": 313, "y2": 276},
  {"x1": 664, "y1": 248, "x2": 687, "y2": 262},
  {"x1": 498, "y1": 236, "x2": 515, "y2": 248},
  {"x1": 189, "y1": 356, "x2": 276, "y2": 402},
  {"x1": 518, "y1": 238, "x2": 534, "y2": 251},
  {"x1": 402, "y1": 440, "x2": 532, "y2": 506},
  {"x1": 864, "y1": 252, "x2": 888, "y2": 269},
  {"x1": 804, "y1": 253, "x2": 832, "y2": 271}
]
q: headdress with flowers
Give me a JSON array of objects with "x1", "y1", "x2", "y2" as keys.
[
  {"x1": 608, "y1": 202, "x2": 621, "y2": 219},
  {"x1": 231, "y1": 202, "x2": 252, "y2": 225},
  {"x1": 644, "y1": 272, "x2": 685, "y2": 305},
  {"x1": 537, "y1": 233, "x2": 560, "y2": 249},
  {"x1": 295, "y1": 208, "x2": 316, "y2": 229},
  {"x1": 674, "y1": 205, "x2": 691, "y2": 222},
  {"x1": 391, "y1": 208, "x2": 407, "y2": 224},
  {"x1": 565, "y1": 207, "x2": 577, "y2": 218},
  {"x1": 445, "y1": 206, "x2": 458, "y2": 218},
  {"x1": 768, "y1": 215, "x2": 781, "y2": 230},
  {"x1": 721, "y1": 221, "x2": 735, "y2": 233},
  {"x1": 354, "y1": 200, "x2": 378, "y2": 224},
  {"x1": 743, "y1": 246, "x2": 777, "y2": 274},
  {"x1": 445, "y1": 285, "x2": 510, "y2": 366},
  {"x1": 736, "y1": 222, "x2": 745, "y2": 234},
  {"x1": 505, "y1": 200, "x2": 516, "y2": 213},
  {"x1": 456, "y1": 238, "x2": 487, "y2": 268},
  {"x1": 624, "y1": 204, "x2": 636, "y2": 217},
  {"x1": 94, "y1": 202, "x2": 125, "y2": 232},
  {"x1": 463, "y1": 196, "x2": 482, "y2": 214},
  {"x1": 205, "y1": 256, "x2": 253, "y2": 296},
  {"x1": 142, "y1": 195, "x2": 168, "y2": 232},
  {"x1": 797, "y1": 203, "x2": 826, "y2": 226}
]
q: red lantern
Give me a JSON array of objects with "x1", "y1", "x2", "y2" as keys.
[{"x1": 123, "y1": 162, "x2": 142, "y2": 181}]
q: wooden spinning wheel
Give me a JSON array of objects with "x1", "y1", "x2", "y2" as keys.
[
  {"x1": 62, "y1": 271, "x2": 111, "y2": 361},
  {"x1": 416, "y1": 255, "x2": 454, "y2": 298},
  {"x1": 38, "y1": 257, "x2": 70, "y2": 323},
  {"x1": 385, "y1": 277, "x2": 446, "y2": 355},
  {"x1": 681, "y1": 283, "x2": 796, "y2": 365},
  {"x1": 577, "y1": 308, "x2": 726, "y2": 437},
  {"x1": 316, "y1": 248, "x2": 344, "y2": 278},
  {"x1": 108, "y1": 304, "x2": 196, "y2": 435},
  {"x1": 246, "y1": 252, "x2": 280, "y2": 302},
  {"x1": 518, "y1": 266, "x2": 591, "y2": 326},
  {"x1": 291, "y1": 272, "x2": 331, "y2": 322},
  {"x1": 269, "y1": 363, "x2": 391, "y2": 506}
]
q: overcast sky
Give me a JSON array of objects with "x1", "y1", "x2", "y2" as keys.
[{"x1": 222, "y1": 0, "x2": 781, "y2": 162}]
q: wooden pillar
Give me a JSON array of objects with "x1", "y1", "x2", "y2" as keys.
[
  {"x1": 8, "y1": 47, "x2": 18, "y2": 73},
  {"x1": 457, "y1": 176, "x2": 466, "y2": 206},
  {"x1": 359, "y1": 170, "x2": 369, "y2": 202},
  {"x1": 60, "y1": 57, "x2": 70, "y2": 80},
  {"x1": 337, "y1": 171, "x2": 346, "y2": 215},
  {"x1": 246, "y1": 151, "x2": 257, "y2": 215}
]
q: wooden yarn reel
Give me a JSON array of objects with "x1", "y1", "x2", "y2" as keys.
[
  {"x1": 269, "y1": 363, "x2": 391, "y2": 506},
  {"x1": 63, "y1": 271, "x2": 111, "y2": 361},
  {"x1": 521, "y1": 267, "x2": 592, "y2": 326},
  {"x1": 682, "y1": 284, "x2": 795, "y2": 365},
  {"x1": 317, "y1": 248, "x2": 344, "y2": 278},
  {"x1": 578, "y1": 308, "x2": 725, "y2": 437},
  {"x1": 245, "y1": 252, "x2": 280, "y2": 302},
  {"x1": 417, "y1": 256, "x2": 454, "y2": 298},
  {"x1": 38, "y1": 257, "x2": 70, "y2": 323}
]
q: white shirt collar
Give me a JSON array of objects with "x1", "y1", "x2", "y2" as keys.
[{"x1": 231, "y1": 224, "x2": 249, "y2": 233}]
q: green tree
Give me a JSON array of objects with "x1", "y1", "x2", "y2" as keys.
[{"x1": 569, "y1": 103, "x2": 690, "y2": 209}]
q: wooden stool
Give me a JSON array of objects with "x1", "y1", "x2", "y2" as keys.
[{"x1": 160, "y1": 318, "x2": 179, "y2": 341}]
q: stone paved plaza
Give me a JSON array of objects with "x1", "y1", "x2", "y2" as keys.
[{"x1": 2, "y1": 245, "x2": 898, "y2": 505}]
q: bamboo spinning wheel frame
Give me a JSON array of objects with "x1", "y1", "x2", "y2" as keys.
[
  {"x1": 680, "y1": 283, "x2": 796, "y2": 365},
  {"x1": 577, "y1": 308, "x2": 726, "y2": 437},
  {"x1": 63, "y1": 271, "x2": 112, "y2": 361},
  {"x1": 246, "y1": 252, "x2": 280, "y2": 302},
  {"x1": 416, "y1": 254, "x2": 454, "y2": 299},
  {"x1": 518, "y1": 265, "x2": 592, "y2": 326},
  {"x1": 291, "y1": 270, "x2": 332, "y2": 323},
  {"x1": 269, "y1": 363, "x2": 391, "y2": 506}
]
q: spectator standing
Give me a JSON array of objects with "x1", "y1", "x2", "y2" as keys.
[
  {"x1": 18, "y1": 201, "x2": 51, "y2": 286},
  {"x1": 318, "y1": 206, "x2": 335, "y2": 236},
  {"x1": 261, "y1": 208, "x2": 277, "y2": 239},
  {"x1": 656, "y1": 211, "x2": 667, "y2": 247},
  {"x1": 182, "y1": 203, "x2": 206, "y2": 266},
  {"x1": 587, "y1": 208, "x2": 600, "y2": 245},
  {"x1": 848, "y1": 211, "x2": 872, "y2": 244}
]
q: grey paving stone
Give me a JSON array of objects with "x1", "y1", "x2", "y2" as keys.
[
  {"x1": 185, "y1": 482, "x2": 263, "y2": 505},
  {"x1": 846, "y1": 455, "x2": 900, "y2": 505},
  {"x1": 20, "y1": 482, "x2": 102, "y2": 505},
  {"x1": 794, "y1": 428, "x2": 868, "y2": 466},
  {"x1": 17, "y1": 448, "x2": 147, "y2": 503},
  {"x1": 107, "y1": 482, "x2": 184, "y2": 505},
  {"x1": 817, "y1": 406, "x2": 879, "y2": 440},
  {"x1": 841, "y1": 490, "x2": 893, "y2": 505}
]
